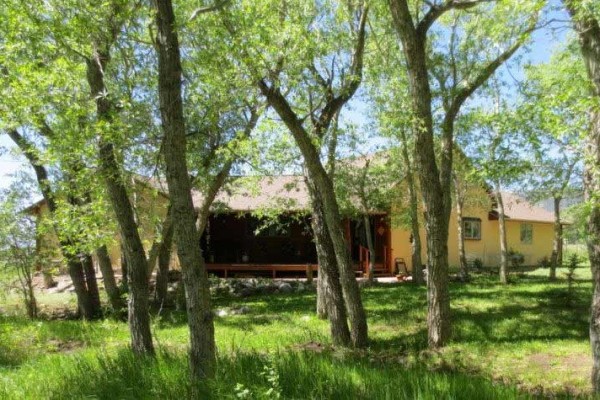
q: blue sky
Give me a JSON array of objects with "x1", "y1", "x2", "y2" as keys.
[{"x1": 0, "y1": 2, "x2": 572, "y2": 191}]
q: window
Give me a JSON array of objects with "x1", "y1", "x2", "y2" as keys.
[
  {"x1": 463, "y1": 218, "x2": 481, "y2": 240},
  {"x1": 520, "y1": 223, "x2": 533, "y2": 244}
]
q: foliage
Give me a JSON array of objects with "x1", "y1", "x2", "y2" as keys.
[
  {"x1": 0, "y1": 271, "x2": 594, "y2": 397},
  {"x1": 507, "y1": 249, "x2": 525, "y2": 269},
  {"x1": 565, "y1": 253, "x2": 580, "y2": 306},
  {"x1": 0, "y1": 182, "x2": 41, "y2": 319},
  {"x1": 538, "y1": 256, "x2": 551, "y2": 269}
]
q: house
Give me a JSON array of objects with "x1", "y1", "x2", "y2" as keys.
[{"x1": 28, "y1": 174, "x2": 559, "y2": 278}]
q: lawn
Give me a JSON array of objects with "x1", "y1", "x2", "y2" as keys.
[{"x1": 0, "y1": 267, "x2": 593, "y2": 399}]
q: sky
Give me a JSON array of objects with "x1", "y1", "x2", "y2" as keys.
[{"x1": 0, "y1": 2, "x2": 572, "y2": 192}]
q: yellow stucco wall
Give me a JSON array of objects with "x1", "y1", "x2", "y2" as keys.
[{"x1": 390, "y1": 188, "x2": 555, "y2": 270}]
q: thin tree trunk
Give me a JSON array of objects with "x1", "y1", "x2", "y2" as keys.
[
  {"x1": 495, "y1": 187, "x2": 509, "y2": 284},
  {"x1": 364, "y1": 214, "x2": 376, "y2": 282},
  {"x1": 388, "y1": 0, "x2": 530, "y2": 348},
  {"x1": 316, "y1": 266, "x2": 328, "y2": 319},
  {"x1": 568, "y1": 12, "x2": 600, "y2": 384},
  {"x1": 121, "y1": 244, "x2": 129, "y2": 292},
  {"x1": 87, "y1": 50, "x2": 155, "y2": 356},
  {"x1": 254, "y1": 5, "x2": 369, "y2": 347},
  {"x1": 550, "y1": 196, "x2": 562, "y2": 280},
  {"x1": 155, "y1": 219, "x2": 174, "y2": 307},
  {"x1": 81, "y1": 254, "x2": 102, "y2": 318},
  {"x1": 455, "y1": 190, "x2": 468, "y2": 280},
  {"x1": 6, "y1": 129, "x2": 98, "y2": 319},
  {"x1": 153, "y1": 0, "x2": 215, "y2": 379},
  {"x1": 96, "y1": 245, "x2": 125, "y2": 311},
  {"x1": 65, "y1": 259, "x2": 95, "y2": 318},
  {"x1": 307, "y1": 177, "x2": 351, "y2": 346},
  {"x1": 388, "y1": 0, "x2": 451, "y2": 347},
  {"x1": 259, "y1": 84, "x2": 369, "y2": 348},
  {"x1": 400, "y1": 129, "x2": 423, "y2": 284}
]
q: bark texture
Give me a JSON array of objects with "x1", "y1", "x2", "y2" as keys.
[
  {"x1": 96, "y1": 245, "x2": 125, "y2": 311},
  {"x1": 256, "y1": 5, "x2": 370, "y2": 347},
  {"x1": 550, "y1": 196, "x2": 563, "y2": 280},
  {"x1": 6, "y1": 129, "x2": 100, "y2": 320},
  {"x1": 400, "y1": 129, "x2": 423, "y2": 284},
  {"x1": 155, "y1": 216, "x2": 174, "y2": 307},
  {"x1": 307, "y1": 177, "x2": 351, "y2": 346},
  {"x1": 387, "y1": 0, "x2": 530, "y2": 346},
  {"x1": 81, "y1": 254, "x2": 102, "y2": 315},
  {"x1": 495, "y1": 187, "x2": 509, "y2": 284},
  {"x1": 363, "y1": 214, "x2": 376, "y2": 282},
  {"x1": 153, "y1": 0, "x2": 216, "y2": 379},
  {"x1": 564, "y1": 2, "x2": 600, "y2": 391},
  {"x1": 87, "y1": 49, "x2": 155, "y2": 355},
  {"x1": 455, "y1": 194, "x2": 468, "y2": 279}
]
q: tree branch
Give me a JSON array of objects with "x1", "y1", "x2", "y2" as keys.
[
  {"x1": 189, "y1": 0, "x2": 231, "y2": 21},
  {"x1": 417, "y1": 0, "x2": 494, "y2": 37},
  {"x1": 6, "y1": 129, "x2": 57, "y2": 212},
  {"x1": 315, "y1": 4, "x2": 369, "y2": 136}
]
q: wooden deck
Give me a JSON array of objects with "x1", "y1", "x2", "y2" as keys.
[
  {"x1": 206, "y1": 261, "x2": 393, "y2": 278},
  {"x1": 206, "y1": 263, "x2": 319, "y2": 278}
]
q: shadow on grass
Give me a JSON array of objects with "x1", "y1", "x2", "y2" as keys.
[{"x1": 0, "y1": 347, "x2": 527, "y2": 400}]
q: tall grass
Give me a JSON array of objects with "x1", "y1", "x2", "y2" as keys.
[
  {"x1": 0, "y1": 271, "x2": 593, "y2": 398},
  {"x1": 0, "y1": 348, "x2": 525, "y2": 399}
]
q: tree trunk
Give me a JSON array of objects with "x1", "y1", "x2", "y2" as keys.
[
  {"x1": 455, "y1": 192, "x2": 468, "y2": 280},
  {"x1": 67, "y1": 259, "x2": 95, "y2": 319},
  {"x1": 87, "y1": 52, "x2": 155, "y2": 356},
  {"x1": 495, "y1": 187, "x2": 509, "y2": 284},
  {"x1": 400, "y1": 133, "x2": 424, "y2": 285},
  {"x1": 304, "y1": 161, "x2": 368, "y2": 347},
  {"x1": 81, "y1": 254, "x2": 102, "y2": 318},
  {"x1": 364, "y1": 215, "x2": 376, "y2": 282},
  {"x1": 388, "y1": 1, "x2": 451, "y2": 347},
  {"x1": 96, "y1": 245, "x2": 125, "y2": 311},
  {"x1": 155, "y1": 219, "x2": 174, "y2": 307},
  {"x1": 566, "y1": 7, "x2": 600, "y2": 387},
  {"x1": 550, "y1": 196, "x2": 562, "y2": 280},
  {"x1": 153, "y1": 0, "x2": 215, "y2": 379},
  {"x1": 5, "y1": 130, "x2": 98, "y2": 319},
  {"x1": 120, "y1": 244, "x2": 129, "y2": 292},
  {"x1": 316, "y1": 267, "x2": 328, "y2": 319},
  {"x1": 307, "y1": 177, "x2": 351, "y2": 346},
  {"x1": 259, "y1": 84, "x2": 369, "y2": 348}
]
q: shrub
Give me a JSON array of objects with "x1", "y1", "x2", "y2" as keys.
[
  {"x1": 507, "y1": 249, "x2": 525, "y2": 269},
  {"x1": 538, "y1": 256, "x2": 550, "y2": 269}
]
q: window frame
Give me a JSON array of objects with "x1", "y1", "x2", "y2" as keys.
[
  {"x1": 463, "y1": 217, "x2": 482, "y2": 240},
  {"x1": 520, "y1": 223, "x2": 533, "y2": 244}
]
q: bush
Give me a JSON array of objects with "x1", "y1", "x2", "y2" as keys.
[
  {"x1": 507, "y1": 249, "x2": 525, "y2": 269},
  {"x1": 538, "y1": 256, "x2": 550, "y2": 269}
]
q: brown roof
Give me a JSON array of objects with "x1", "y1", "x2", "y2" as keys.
[
  {"x1": 499, "y1": 192, "x2": 556, "y2": 224},
  {"x1": 194, "y1": 175, "x2": 310, "y2": 212}
]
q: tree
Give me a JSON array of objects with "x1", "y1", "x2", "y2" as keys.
[
  {"x1": 386, "y1": 0, "x2": 542, "y2": 345},
  {"x1": 222, "y1": 0, "x2": 370, "y2": 347},
  {"x1": 520, "y1": 42, "x2": 586, "y2": 279},
  {"x1": 451, "y1": 149, "x2": 487, "y2": 280},
  {"x1": 4, "y1": 129, "x2": 104, "y2": 319},
  {"x1": 561, "y1": 0, "x2": 600, "y2": 392},
  {"x1": 152, "y1": 0, "x2": 221, "y2": 378},
  {"x1": 459, "y1": 86, "x2": 534, "y2": 284},
  {"x1": 0, "y1": 183, "x2": 39, "y2": 319}
]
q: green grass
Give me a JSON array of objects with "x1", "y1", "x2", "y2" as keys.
[{"x1": 0, "y1": 269, "x2": 594, "y2": 399}]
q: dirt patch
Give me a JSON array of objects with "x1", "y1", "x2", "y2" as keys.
[
  {"x1": 291, "y1": 341, "x2": 330, "y2": 353},
  {"x1": 525, "y1": 352, "x2": 591, "y2": 397},
  {"x1": 46, "y1": 339, "x2": 85, "y2": 354},
  {"x1": 528, "y1": 352, "x2": 590, "y2": 372}
]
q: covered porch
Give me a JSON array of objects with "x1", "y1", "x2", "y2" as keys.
[{"x1": 201, "y1": 213, "x2": 393, "y2": 278}]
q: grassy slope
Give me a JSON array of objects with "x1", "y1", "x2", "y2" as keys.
[{"x1": 0, "y1": 268, "x2": 593, "y2": 399}]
